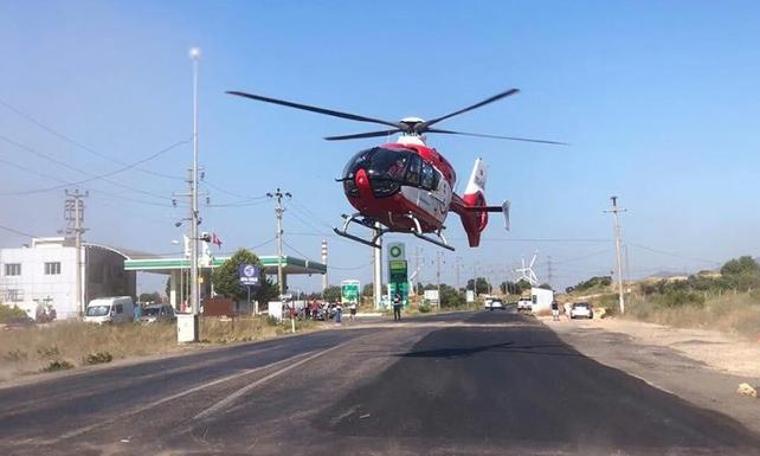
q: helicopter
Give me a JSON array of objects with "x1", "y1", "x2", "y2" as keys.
[{"x1": 228, "y1": 88, "x2": 564, "y2": 251}]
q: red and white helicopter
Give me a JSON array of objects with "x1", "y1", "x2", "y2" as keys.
[{"x1": 228, "y1": 89, "x2": 564, "y2": 251}]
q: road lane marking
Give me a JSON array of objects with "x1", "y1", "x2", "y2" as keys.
[
  {"x1": 48, "y1": 351, "x2": 316, "y2": 444},
  {"x1": 193, "y1": 341, "x2": 351, "y2": 420}
]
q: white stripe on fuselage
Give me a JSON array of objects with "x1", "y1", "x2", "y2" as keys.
[{"x1": 399, "y1": 174, "x2": 452, "y2": 225}]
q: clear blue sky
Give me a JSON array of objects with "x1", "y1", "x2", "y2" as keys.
[{"x1": 1, "y1": 1, "x2": 759, "y2": 292}]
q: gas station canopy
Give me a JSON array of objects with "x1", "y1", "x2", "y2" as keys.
[{"x1": 124, "y1": 255, "x2": 326, "y2": 275}]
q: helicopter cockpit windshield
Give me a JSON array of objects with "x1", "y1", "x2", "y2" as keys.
[{"x1": 342, "y1": 147, "x2": 427, "y2": 197}]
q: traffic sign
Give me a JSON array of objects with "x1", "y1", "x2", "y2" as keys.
[
  {"x1": 388, "y1": 242, "x2": 405, "y2": 260},
  {"x1": 238, "y1": 264, "x2": 261, "y2": 287}
]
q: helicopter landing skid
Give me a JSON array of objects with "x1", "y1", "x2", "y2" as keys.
[
  {"x1": 333, "y1": 213, "x2": 455, "y2": 251},
  {"x1": 404, "y1": 213, "x2": 455, "y2": 251},
  {"x1": 333, "y1": 214, "x2": 389, "y2": 249}
]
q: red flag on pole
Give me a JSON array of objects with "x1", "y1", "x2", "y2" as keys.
[{"x1": 211, "y1": 233, "x2": 222, "y2": 249}]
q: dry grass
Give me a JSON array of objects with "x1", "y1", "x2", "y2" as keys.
[
  {"x1": 0, "y1": 316, "x2": 324, "y2": 383},
  {"x1": 624, "y1": 292, "x2": 760, "y2": 339}
]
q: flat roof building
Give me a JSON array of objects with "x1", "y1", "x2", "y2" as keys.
[{"x1": 0, "y1": 237, "x2": 136, "y2": 320}]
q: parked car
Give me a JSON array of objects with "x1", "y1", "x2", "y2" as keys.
[
  {"x1": 485, "y1": 298, "x2": 505, "y2": 311},
  {"x1": 517, "y1": 299, "x2": 533, "y2": 312},
  {"x1": 83, "y1": 296, "x2": 135, "y2": 324},
  {"x1": 570, "y1": 302, "x2": 594, "y2": 319},
  {"x1": 140, "y1": 304, "x2": 176, "y2": 323}
]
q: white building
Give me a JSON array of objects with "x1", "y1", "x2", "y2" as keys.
[{"x1": 0, "y1": 237, "x2": 136, "y2": 320}]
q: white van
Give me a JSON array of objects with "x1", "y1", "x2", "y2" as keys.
[{"x1": 84, "y1": 296, "x2": 135, "y2": 324}]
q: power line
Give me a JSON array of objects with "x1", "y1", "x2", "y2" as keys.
[
  {"x1": 203, "y1": 181, "x2": 268, "y2": 201},
  {"x1": 0, "y1": 134, "x2": 187, "y2": 198},
  {"x1": 627, "y1": 243, "x2": 720, "y2": 265},
  {"x1": 452, "y1": 236, "x2": 611, "y2": 243},
  {"x1": 552, "y1": 248, "x2": 613, "y2": 265},
  {"x1": 0, "y1": 97, "x2": 185, "y2": 181},
  {"x1": 0, "y1": 153, "x2": 176, "y2": 207},
  {"x1": 0, "y1": 223, "x2": 37, "y2": 238},
  {"x1": 206, "y1": 198, "x2": 270, "y2": 208}
]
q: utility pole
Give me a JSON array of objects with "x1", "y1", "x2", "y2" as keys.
[
  {"x1": 455, "y1": 256, "x2": 462, "y2": 290},
  {"x1": 321, "y1": 239, "x2": 328, "y2": 291},
  {"x1": 547, "y1": 255, "x2": 553, "y2": 288},
  {"x1": 65, "y1": 189, "x2": 88, "y2": 316},
  {"x1": 413, "y1": 246, "x2": 423, "y2": 294},
  {"x1": 267, "y1": 188, "x2": 291, "y2": 296},
  {"x1": 435, "y1": 251, "x2": 444, "y2": 307},
  {"x1": 605, "y1": 196, "x2": 627, "y2": 314}
]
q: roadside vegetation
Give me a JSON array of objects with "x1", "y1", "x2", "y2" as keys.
[
  {"x1": 570, "y1": 256, "x2": 760, "y2": 339},
  {"x1": 0, "y1": 315, "x2": 322, "y2": 383}
]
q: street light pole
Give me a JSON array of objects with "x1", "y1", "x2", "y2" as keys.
[{"x1": 189, "y1": 47, "x2": 201, "y2": 341}]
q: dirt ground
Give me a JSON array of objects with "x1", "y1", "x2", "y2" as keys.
[
  {"x1": 549, "y1": 316, "x2": 760, "y2": 378},
  {"x1": 543, "y1": 315, "x2": 760, "y2": 435}
]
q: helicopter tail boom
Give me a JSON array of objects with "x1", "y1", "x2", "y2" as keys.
[{"x1": 451, "y1": 158, "x2": 509, "y2": 247}]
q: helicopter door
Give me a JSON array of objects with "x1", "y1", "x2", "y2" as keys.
[
  {"x1": 428, "y1": 167, "x2": 451, "y2": 223},
  {"x1": 407, "y1": 161, "x2": 449, "y2": 224}
]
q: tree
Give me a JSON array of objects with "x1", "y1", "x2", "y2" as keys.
[
  {"x1": 514, "y1": 279, "x2": 532, "y2": 294},
  {"x1": 211, "y1": 249, "x2": 277, "y2": 303},
  {"x1": 439, "y1": 284, "x2": 464, "y2": 308},
  {"x1": 466, "y1": 277, "x2": 491, "y2": 295},
  {"x1": 572, "y1": 276, "x2": 612, "y2": 292},
  {"x1": 322, "y1": 285, "x2": 341, "y2": 302},
  {"x1": 720, "y1": 256, "x2": 759, "y2": 276},
  {"x1": 422, "y1": 283, "x2": 464, "y2": 308},
  {"x1": 719, "y1": 256, "x2": 760, "y2": 291},
  {"x1": 138, "y1": 292, "x2": 162, "y2": 303}
]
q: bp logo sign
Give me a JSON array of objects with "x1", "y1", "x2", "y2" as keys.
[{"x1": 388, "y1": 242, "x2": 405, "y2": 260}]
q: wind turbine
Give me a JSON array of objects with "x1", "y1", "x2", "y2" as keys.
[{"x1": 514, "y1": 252, "x2": 539, "y2": 286}]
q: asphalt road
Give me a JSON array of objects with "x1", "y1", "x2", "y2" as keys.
[{"x1": 1, "y1": 310, "x2": 759, "y2": 455}]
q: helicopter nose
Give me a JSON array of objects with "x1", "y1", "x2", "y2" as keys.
[{"x1": 354, "y1": 168, "x2": 373, "y2": 198}]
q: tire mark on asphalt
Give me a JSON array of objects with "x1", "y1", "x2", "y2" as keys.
[
  {"x1": 39, "y1": 350, "x2": 316, "y2": 445},
  {"x1": 193, "y1": 341, "x2": 351, "y2": 420}
]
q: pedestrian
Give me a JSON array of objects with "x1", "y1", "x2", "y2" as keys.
[
  {"x1": 335, "y1": 302, "x2": 343, "y2": 324},
  {"x1": 134, "y1": 303, "x2": 142, "y2": 322},
  {"x1": 392, "y1": 293, "x2": 402, "y2": 321},
  {"x1": 349, "y1": 302, "x2": 357, "y2": 321},
  {"x1": 551, "y1": 300, "x2": 560, "y2": 321}
]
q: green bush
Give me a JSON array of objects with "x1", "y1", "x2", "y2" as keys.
[
  {"x1": 42, "y1": 360, "x2": 74, "y2": 372},
  {"x1": 418, "y1": 303, "x2": 431, "y2": 313},
  {"x1": 4, "y1": 349, "x2": 28, "y2": 362},
  {"x1": 573, "y1": 276, "x2": 612, "y2": 293},
  {"x1": 37, "y1": 346, "x2": 61, "y2": 359},
  {"x1": 0, "y1": 304, "x2": 28, "y2": 323},
  {"x1": 84, "y1": 352, "x2": 113, "y2": 365},
  {"x1": 654, "y1": 290, "x2": 705, "y2": 308}
]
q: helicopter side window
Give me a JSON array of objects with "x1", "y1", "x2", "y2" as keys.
[
  {"x1": 405, "y1": 154, "x2": 421, "y2": 186},
  {"x1": 420, "y1": 162, "x2": 436, "y2": 190}
]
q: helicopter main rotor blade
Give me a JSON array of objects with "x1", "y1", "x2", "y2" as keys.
[
  {"x1": 426, "y1": 128, "x2": 568, "y2": 145},
  {"x1": 324, "y1": 129, "x2": 403, "y2": 141},
  {"x1": 227, "y1": 91, "x2": 402, "y2": 129},
  {"x1": 420, "y1": 88, "x2": 520, "y2": 130}
]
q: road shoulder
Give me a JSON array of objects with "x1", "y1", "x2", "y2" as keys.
[{"x1": 543, "y1": 316, "x2": 760, "y2": 436}]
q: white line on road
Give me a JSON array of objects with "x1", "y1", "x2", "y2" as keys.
[
  {"x1": 49, "y1": 350, "x2": 316, "y2": 444},
  {"x1": 193, "y1": 341, "x2": 351, "y2": 421}
]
